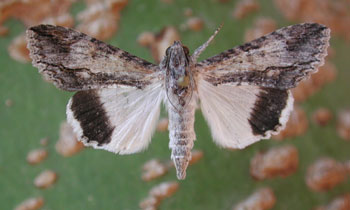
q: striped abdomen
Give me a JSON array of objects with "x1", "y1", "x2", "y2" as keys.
[{"x1": 168, "y1": 98, "x2": 196, "y2": 180}]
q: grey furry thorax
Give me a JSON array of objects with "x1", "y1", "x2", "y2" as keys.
[{"x1": 161, "y1": 41, "x2": 195, "y2": 110}]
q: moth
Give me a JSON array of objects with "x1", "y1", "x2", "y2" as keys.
[{"x1": 26, "y1": 23, "x2": 330, "y2": 180}]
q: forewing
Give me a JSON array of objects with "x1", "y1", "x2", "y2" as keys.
[
  {"x1": 27, "y1": 24, "x2": 160, "y2": 91},
  {"x1": 66, "y1": 82, "x2": 165, "y2": 154},
  {"x1": 198, "y1": 79, "x2": 293, "y2": 149},
  {"x1": 195, "y1": 23, "x2": 330, "y2": 89}
]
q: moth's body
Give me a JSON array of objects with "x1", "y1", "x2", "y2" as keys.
[
  {"x1": 27, "y1": 23, "x2": 330, "y2": 180},
  {"x1": 161, "y1": 41, "x2": 197, "y2": 179}
]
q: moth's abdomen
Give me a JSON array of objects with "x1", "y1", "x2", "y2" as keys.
[{"x1": 168, "y1": 100, "x2": 196, "y2": 180}]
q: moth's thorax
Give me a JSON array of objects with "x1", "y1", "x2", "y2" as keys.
[{"x1": 161, "y1": 41, "x2": 194, "y2": 108}]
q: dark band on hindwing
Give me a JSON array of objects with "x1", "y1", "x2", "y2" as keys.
[
  {"x1": 71, "y1": 90, "x2": 115, "y2": 145},
  {"x1": 249, "y1": 88, "x2": 289, "y2": 136}
]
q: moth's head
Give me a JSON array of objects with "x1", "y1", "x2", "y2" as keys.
[
  {"x1": 163, "y1": 41, "x2": 192, "y2": 88},
  {"x1": 164, "y1": 41, "x2": 190, "y2": 71},
  {"x1": 163, "y1": 41, "x2": 194, "y2": 108}
]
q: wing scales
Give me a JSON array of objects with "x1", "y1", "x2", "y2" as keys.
[
  {"x1": 27, "y1": 24, "x2": 160, "y2": 91},
  {"x1": 67, "y1": 82, "x2": 165, "y2": 154},
  {"x1": 198, "y1": 79, "x2": 293, "y2": 149},
  {"x1": 195, "y1": 23, "x2": 330, "y2": 90},
  {"x1": 196, "y1": 23, "x2": 329, "y2": 149}
]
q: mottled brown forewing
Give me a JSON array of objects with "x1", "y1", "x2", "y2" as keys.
[
  {"x1": 26, "y1": 24, "x2": 161, "y2": 91},
  {"x1": 195, "y1": 23, "x2": 330, "y2": 90}
]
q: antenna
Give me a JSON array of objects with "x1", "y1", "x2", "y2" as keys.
[{"x1": 191, "y1": 23, "x2": 223, "y2": 63}]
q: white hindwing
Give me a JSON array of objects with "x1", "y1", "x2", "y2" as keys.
[
  {"x1": 67, "y1": 82, "x2": 165, "y2": 154},
  {"x1": 198, "y1": 79, "x2": 293, "y2": 149}
]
